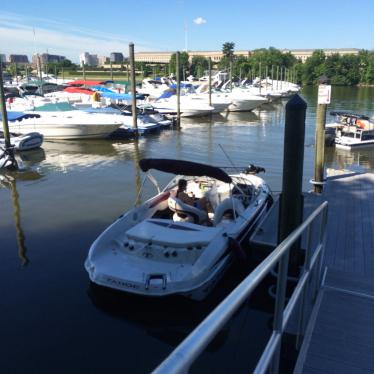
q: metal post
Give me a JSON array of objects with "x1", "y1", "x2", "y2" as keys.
[
  {"x1": 0, "y1": 62, "x2": 11, "y2": 149},
  {"x1": 280, "y1": 67, "x2": 283, "y2": 90},
  {"x1": 126, "y1": 63, "x2": 129, "y2": 83},
  {"x1": 38, "y1": 55, "x2": 43, "y2": 95},
  {"x1": 271, "y1": 65, "x2": 274, "y2": 91},
  {"x1": 110, "y1": 61, "x2": 113, "y2": 81},
  {"x1": 54, "y1": 65, "x2": 57, "y2": 83},
  {"x1": 62, "y1": 67, "x2": 64, "y2": 83},
  {"x1": 15, "y1": 64, "x2": 18, "y2": 84},
  {"x1": 296, "y1": 223, "x2": 313, "y2": 350},
  {"x1": 278, "y1": 94, "x2": 307, "y2": 274},
  {"x1": 259, "y1": 62, "x2": 262, "y2": 95},
  {"x1": 314, "y1": 103, "x2": 327, "y2": 193},
  {"x1": 208, "y1": 57, "x2": 212, "y2": 107},
  {"x1": 276, "y1": 66, "x2": 279, "y2": 90},
  {"x1": 229, "y1": 59, "x2": 233, "y2": 92},
  {"x1": 265, "y1": 65, "x2": 268, "y2": 88},
  {"x1": 129, "y1": 42, "x2": 138, "y2": 135},
  {"x1": 176, "y1": 51, "x2": 181, "y2": 127},
  {"x1": 82, "y1": 62, "x2": 86, "y2": 81},
  {"x1": 271, "y1": 251, "x2": 290, "y2": 374}
]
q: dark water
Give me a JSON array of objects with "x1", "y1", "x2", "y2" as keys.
[{"x1": 1, "y1": 86, "x2": 374, "y2": 374}]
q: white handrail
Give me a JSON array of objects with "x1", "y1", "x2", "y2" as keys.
[{"x1": 152, "y1": 201, "x2": 328, "y2": 374}]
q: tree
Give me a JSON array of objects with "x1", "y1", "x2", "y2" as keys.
[
  {"x1": 222, "y1": 42, "x2": 235, "y2": 58},
  {"x1": 169, "y1": 52, "x2": 190, "y2": 79},
  {"x1": 190, "y1": 56, "x2": 209, "y2": 77},
  {"x1": 301, "y1": 50, "x2": 326, "y2": 84}
]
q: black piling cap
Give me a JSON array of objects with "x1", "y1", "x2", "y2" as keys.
[{"x1": 285, "y1": 94, "x2": 307, "y2": 111}]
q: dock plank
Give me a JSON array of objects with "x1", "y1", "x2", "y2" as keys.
[{"x1": 294, "y1": 172, "x2": 374, "y2": 373}]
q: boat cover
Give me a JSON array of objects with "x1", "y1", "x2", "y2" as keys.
[
  {"x1": 139, "y1": 158, "x2": 232, "y2": 183},
  {"x1": 64, "y1": 87, "x2": 94, "y2": 95},
  {"x1": 330, "y1": 111, "x2": 370, "y2": 120},
  {"x1": 67, "y1": 80, "x2": 113, "y2": 86},
  {"x1": 1, "y1": 112, "x2": 41, "y2": 121},
  {"x1": 91, "y1": 86, "x2": 145, "y2": 100}
]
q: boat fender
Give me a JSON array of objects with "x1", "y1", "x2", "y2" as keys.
[{"x1": 228, "y1": 237, "x2": 247, "y2": 261}]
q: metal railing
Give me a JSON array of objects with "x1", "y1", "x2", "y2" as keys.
[{"x1": 152, "y1": 201, "x2": 328, "y2": 374}]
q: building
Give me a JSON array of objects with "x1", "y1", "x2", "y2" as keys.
[
  {"x1": 134, "y1": 50, "x2": 250, "y2": 64},
  {"x1": 282, "y1": 48, "x2": 360, "y2": 63},
  {"x1": 135, "y1": 48, "x2": 360, "y2": 64},
  {"x1": 8, "y1": 54, "x2": 29, "y2": 64},
  {"x1": 110, "y1": 52, "x2": 124, "y2": 63},
  {"x1": 32, "y1": 53, "x2": 66, "y2": 67},
  {"x1": 0, "y1": 54, "x2": 6, "y2": 63},
  {"x1": 97, "y1": 55, "x2": 109, "y2": 66},
  {"x1": 79, "y1": 52, "x2": 98, "y2": 66}
]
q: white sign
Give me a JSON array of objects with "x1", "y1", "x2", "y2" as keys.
[{"x1": 318, "y1": 84, "x2": 331, "y2": 104}]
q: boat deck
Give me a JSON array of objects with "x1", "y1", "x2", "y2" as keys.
[{"x1": 294, "y1": 172, "x2": 374, "y2": 373}]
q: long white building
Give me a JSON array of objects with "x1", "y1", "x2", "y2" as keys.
[{"x1": 134, "y1": 48, "x2": 360, "y2": 64}]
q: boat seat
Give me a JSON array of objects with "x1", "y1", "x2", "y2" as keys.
[
  {"x1": 213, "y1": 198, "x2": 245, "y2": 226},
  {"x1": 168, "y1": 196, "x2": 209, "y2": 225}
]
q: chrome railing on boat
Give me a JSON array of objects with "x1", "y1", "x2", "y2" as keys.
[{"x1": 152, "y1": 201, "x2": 328, "y2": 374}]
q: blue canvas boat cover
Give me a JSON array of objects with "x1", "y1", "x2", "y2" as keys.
[
  {"x1": 157, "y1": 91, "x2": 175, "y2": 99},
  {"x1": 0, "y1": 112, "x2": 41, "y2": 121},
  {"x1": 92, "y1": 86, "x2": 145, "y2": 100}
]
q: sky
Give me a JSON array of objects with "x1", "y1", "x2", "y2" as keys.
[{"x1": 1, "y1": 0, "x2": 373, "y2": 62}]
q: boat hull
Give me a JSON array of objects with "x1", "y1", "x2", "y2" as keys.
[{"x1": 85, "y1": 174, "x2": 271, "y2": 300}]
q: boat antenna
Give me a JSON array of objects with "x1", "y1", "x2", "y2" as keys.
[
  {"x1": 218, "y1": 144, "x2": 242, "y2": 222},
  {"x1": 218, "y1": 144, "x2": 241, "y2": 174}
]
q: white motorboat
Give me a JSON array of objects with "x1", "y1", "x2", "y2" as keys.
[
  {"x1": 0, "y1": 112, "x2": 44, "y2": 151},
  {"x1": 335, "y1": 126, "x2": 374, "y2": 149},
  {"x1": 0, "y1": 131, "x2": 43, "y2": 151},
  {"x1": 7, "y1": 110, "x2": 122, "y2": 140},
  {"x1": 329, "y1": 111, "x2": 374, "y2": 149},
  {"x1": 149, "y1": 92, "x2": 215, "y2": 117},
  {"x1": 85, "y1": 159, "x2": 272, "y2": 300}
]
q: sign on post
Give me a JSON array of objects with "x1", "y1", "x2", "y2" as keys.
[{"x1": 318, "y1": 84, "x2": 331, "y2": 104}]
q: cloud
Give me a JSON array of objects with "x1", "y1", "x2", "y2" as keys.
[
  {"x1": 0, "y1": 12, "x2": 161, "y2": 62},
  {"x1": 193, "y1": 17, "x2": 207, "y2": 25}
]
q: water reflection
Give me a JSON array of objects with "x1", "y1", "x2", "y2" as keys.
[
  {"x1": 133, "y1": 139, "x2": 142, "y2": 206},
  {"x1": 326, "y1": 146, "x2": 374, "y2": 172},
  {"x1": 0, "y1": 170, "x2": 43, "y2": 266}
]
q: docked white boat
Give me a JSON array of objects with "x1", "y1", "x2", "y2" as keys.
[
  {"x1": 85, "y1": 159, "x2": 272, "y2": 300},
  {"x1": 0, "y1": 112, "x2": 44, "y2": 151},
  {"x1": 0, "y1": 132, "x2": 43, "y2": 151},
  {"x1": 150, "y1": 94, "x2": 215, "y2": 117},
  {"x1": 335, "y1": 127, "x2": 374, "y2": 149},
  {"x1": 329, "y1": 111, "x2": 374, "y2": 149},
  {"x1": 7, "y1": 111, "x2": 122, "y2": 140}
]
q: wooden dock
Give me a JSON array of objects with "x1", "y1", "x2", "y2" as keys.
[{"x1": 294, "y1": 172, "x2": 374, "y2": 373}]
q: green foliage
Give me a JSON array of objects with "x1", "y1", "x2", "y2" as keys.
[
  {"x1": 46, "y1": 59, "x2": 77, "y2": 74},
  {"x1": 222, "y1": 42, "x2": 235, "y2": 58},
  {"x1": 169, "y1": 52, "x2": 190, "y2": 79},
  {"x1": 190, "y1": 56, "x2": 209, "y2": 78}
]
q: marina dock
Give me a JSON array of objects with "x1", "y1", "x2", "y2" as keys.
[{"x1": 295, "y1": 172, "x2": 374, "y2": 373}]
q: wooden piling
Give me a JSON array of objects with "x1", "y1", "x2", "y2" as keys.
[
  {"x1": 208, "y1": 57, "x2": 212, "y2": 107},
  {"x1": 0, "y1": 62, "x2": 11, "y2": 149},
  {"x1": 129, "y1": 42, "x2": 138, "y2": 135},
  {"x1": 314, "y1": 104, "x2": 327, "y2": 193},
  {"x1": 278, "y1": 94, "x2": 307, "y2": 274},
  {"x1": 176, "y1": 51, "x2": 181, "y2": 127}
]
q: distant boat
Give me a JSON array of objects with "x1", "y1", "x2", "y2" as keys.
[
  {"x1": 328, "y1": 111, "x2": 374, "y2": 149},
  {"x1": 7, "y1": 110, "x2": 122, "y2": 140}
]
